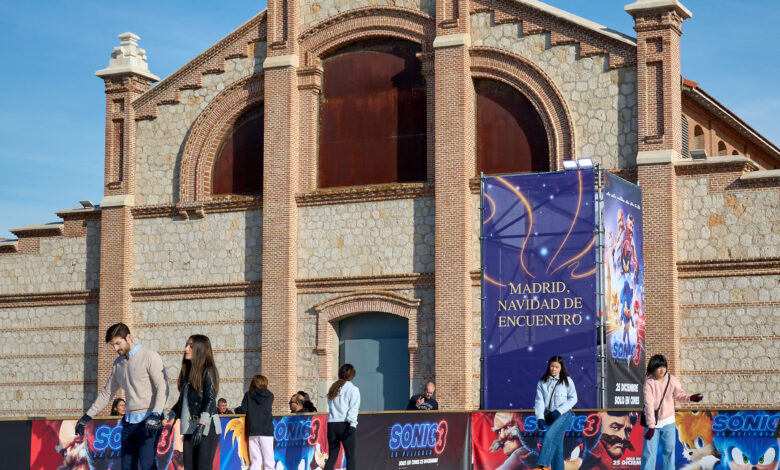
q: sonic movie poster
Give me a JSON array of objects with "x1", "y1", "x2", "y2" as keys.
[
  {"x1": 602, "y1": 173, "x2": 645, "y2": 408},
  {"x1": 472, "y1": 410, "x2": 644, "y2": 470},
  {"x1": 220, "y1": 414, "x2": 333, "y2": 470},
  {"x1": 654, "y1": 411, "x2": 779, "y2": 470},
  {"x1": 482, "y1": 171, "x2": 599, "y2": 409},
  {"x1": 29, "y1": 418, "x2": 186, "y2": 469}
]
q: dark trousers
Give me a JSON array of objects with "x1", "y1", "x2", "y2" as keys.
[
  {"x1": 183, "y1": 421, "x2": 219, "y2": 470},
  {"x1": 324, "y1": 422, "x2": 356, "y2": 470},
  {"x1": 121, "y1": 417, "x2": 162, "y2": 470}
]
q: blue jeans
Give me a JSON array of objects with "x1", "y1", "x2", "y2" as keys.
[
  {"x1": 640, "y1": 422, "x2": 677, "y2": 470},
  {"x1": 537, "y1": 411, "x2": 573, "y2": 470},
  {"x1": 120, "y1": 417, "x2": 162, "y2": 470}
]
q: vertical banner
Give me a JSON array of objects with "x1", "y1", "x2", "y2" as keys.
[
  {"x1": 356, "y1": 412, "x2": 471, "y2": 470},
  {"x1": 602, "y1": 173, "x2": 645, "y2": 408},
  {"x1": 482, "y1": 170, "x2": 599, "y2": 409},
  {"x1": 471, "y1": 410, "x2": 644, "y2": 470}
]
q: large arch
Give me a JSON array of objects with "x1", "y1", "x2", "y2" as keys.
[
  {"x1": 298, "y1": 6, "x2": 435, "y2": 61},
  {"x1": 313, "y1": 291, "x2": 421, "y2": 383},
  {"x1": 178, "y1": 74, "x2": 264, "y2": 203},
  {"x1": 470, "y1": 47, "x2": 576, "y2": 170}
]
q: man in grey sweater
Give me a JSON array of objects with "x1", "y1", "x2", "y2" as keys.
[{"x1": 75, "y1": 323, "x2": 169, "y2": 470}]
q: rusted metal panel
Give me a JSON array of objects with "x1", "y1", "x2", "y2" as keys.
[
  {"x1": 319, "y1": 40, "x2": 427, "y2": 188},
  {"x1": 476, "y1": 79, "x2": 549, "y2": 175},
  {"x1": 212, "y1": 111, "x2": 264, "y2": 195}
]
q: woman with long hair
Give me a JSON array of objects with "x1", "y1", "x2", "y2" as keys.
[
  {"x1": 641, "y1": 354, "x2": 702, "y2": 470},
  {"x1": 110, "y1": 398, "x2": 125, "y2": 416},
  {"x1": 533, "y1": 356, "x2": 578, "y2": 470},
  {"x1": 167, "y1": 334, "x2": 222, "y2": 470},
  {"x1": 324, "y1": 363, "x2": 360, "y2": 470},
  {"x1": 236, "y1": 375, "x2": 274, "y2": 470}
]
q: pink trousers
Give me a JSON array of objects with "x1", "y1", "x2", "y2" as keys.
[{"x1": 248, "y1": 435, "x2": 275, "y2": 470}]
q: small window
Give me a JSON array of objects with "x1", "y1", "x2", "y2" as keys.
[
  {"x1": 212, "y1": 107, "x2": 264, "y2": 196},
  {"x1": 717, "y1": 141, "x2": 727, "y2": 156},
  {"x1": 476, "y1": 79, "x2": 549, "y2": 175},
  {"x1": 732, "y1": 150, "x2": 739, "y2": 156},
  {"x1": 693, "y1": 125, "x2": 704, "y2": 150}
]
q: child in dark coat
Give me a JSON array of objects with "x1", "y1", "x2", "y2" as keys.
[{"x1": 236, "y1": 375, "x2": 275, "y2": 470}]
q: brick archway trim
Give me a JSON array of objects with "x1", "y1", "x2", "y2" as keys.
[
  {"x1": 470, "y1": 47, "x2": 575, "y2": 169},
  {"x1": 178, "y1": 74, "x2": 265, "y2": 203},
  {"x1": 313, "y1": 290, "x2": 421, "y2": 381},
  {"x1": 299, "y1": 6, "x2": 436, "y2": 60}
]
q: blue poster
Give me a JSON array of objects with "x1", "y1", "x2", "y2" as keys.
[
  {"x1": 482, "y1": 170, "x2": 598, "y2": 409},
  {"x1": 603, "y1": 173, "x2": 645, "y2": 408}
]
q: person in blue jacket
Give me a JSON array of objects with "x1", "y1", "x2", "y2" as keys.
[{"x1": 534, "y1": 355, "x2": 578, "y2": 470}]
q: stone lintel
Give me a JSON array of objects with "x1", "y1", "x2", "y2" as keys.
[
  {"x1": 262, "y1": 54, "x2": 300, "y2": 70},
  {"x1": 637, "y1": 149, "x2": 682, "y2": 165},
  {"x1": 433, "y1": 33, "x2": 471, "y2": 49},
  {"x1": 100, "y1": 194, "x2": 135, "y2": 208},
  {"x1": 625, "y1": 0, "x2": 692, "y2": 19}
]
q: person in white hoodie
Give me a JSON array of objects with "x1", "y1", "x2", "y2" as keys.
[
  {"x1": 324, "y1": 363, "x2": 360, "y2": 470},
  {"x1": 534, "y1": 355, "x2": 578, "y2": 470}
]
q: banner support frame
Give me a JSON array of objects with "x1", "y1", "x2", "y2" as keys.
[
  {"x1": 479, "y1": 171, "x2": 486, "y2": 410},
  {"x1": 596, "y1": 165, "x2": 607, "y2": 408}
]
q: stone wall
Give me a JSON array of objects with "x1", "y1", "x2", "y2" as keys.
[
  {"x1": 297, "y1": 198, "x2": 434, "y2": 278},
  {"x1": 0, "y1": 223, "x2": 100, "y2": 295},
  {"x1": 299, "y1": 0, "x2": 435, "y2": 30},
  {"x1": 677, "y1": 177, "x2": 779, "y2": 260},
  {"x1": 470, "y1": 12, "x2": 638, "y2": 169},
  {"x1": 134, "y1": 44, "x2": 266, "y2": 206},
  {"x1": 676, "y1": 173, "x2": 780, "y2": 407},
  {"x1": 133, "y1": 296, "x2": 262, "y2": 410},
  {"x1": 134, "y1": 211, "x2": 262, "y2": 288},
  {"x1": 0, "y1": 304, "x2": 99, "y2": 416}
]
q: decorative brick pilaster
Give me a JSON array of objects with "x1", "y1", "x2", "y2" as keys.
[
  {"x1": 433, "y1": 31, "x2": 475, "y2": 408},
  {"x1": 263, "y1": 0, "x2": 301, "y2": 411},
  {"x1": 95, "y1": 33, "x2": 157, "y2": 401},
  {"x1": 626, "y1": 0, "x2": 690, "y2": 374}
]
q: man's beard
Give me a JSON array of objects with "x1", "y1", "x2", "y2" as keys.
[
  {"x1": 601, "y1": 432, "x2": 634, "y2": 458},
  {"x1": 490, "y1": 425, "x2": 521, "y2": 453},
  {"x1": 57, "y1": 438, "x2": 91, "y2": 470}
]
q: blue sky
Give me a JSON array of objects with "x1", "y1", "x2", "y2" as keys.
[{"x1": 0, "y1": 0, "x2": 778, "y2": 239}]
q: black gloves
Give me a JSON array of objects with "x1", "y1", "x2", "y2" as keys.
[
  {"x1": 191, "y1": 423, "x2": 206, "y2": 446},
  {"x1": 690, "y1": 393, "x2": 703, "y2": 402},
  {"x1": 550, "y1": 410, "x2": 561, "y2": 422},
  {"x1": 645, "y1": 428, "x2": 655, "y2": 440},
  {"x1": 145, "y1": 412, "x2": 164, "y2": 437},
  {"x1": 75, "y1": 414, "x2": 92, "y2": 436},
  {"x1": 537, "y1": 418, "x2": 546, "y2": 428}
]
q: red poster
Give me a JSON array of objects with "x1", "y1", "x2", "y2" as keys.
[{"x1": 472, "y1": 411, "x2": 643, "y2": 470}]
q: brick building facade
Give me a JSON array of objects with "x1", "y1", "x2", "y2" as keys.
[{"x1": 1, "y1": 0, "x2": 778, "y2": 416}]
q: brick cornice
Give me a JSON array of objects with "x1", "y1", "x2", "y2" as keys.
[
  {"x1": 0, "y1": 290, "x2": 99, "y2": 308},
  {"x1": 131, "y1": 197, "x2": 263, "y2": 219},
  {"x1": 469, "y1": 47, "x2": 575, "y2": 168},
  {"x1": 133, "y1": 12, "x2": 268, "y2": 120},
  {"x1": 471, "y1": 0, "x2": 636, "y2": 69},
  {"x1": 9, "y1": 224, "x2": 63, "y2": 238},
  {"x1": 296, "y1": 182, "x2": 432, "y2": 206},
  {"x1": 131, "y1": 282, "x2": 262, "y2": 301},
  {"x1": 674, "y1": 156, "x2": 758, "y2": 176},
  {"x1": 299, "y1": 6, "x2": 435, "y2": 60},
  {"x1": 677, "y1": 258, "x2": 780, "y2": 278},
  {"x1": 296, "y1": 273, "x2": 434, "y2": 292}
]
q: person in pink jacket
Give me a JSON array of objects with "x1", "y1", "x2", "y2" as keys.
[{"x1": 641, "y1": 354, "x2": 703, "y2": 470}]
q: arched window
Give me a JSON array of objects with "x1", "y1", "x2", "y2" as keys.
[
  {"x1": 718, "y1": 141, "x2": 727, "y2": 156},
  {"x1": 475, "y1": 79, "x2": 549, "y2": 174},
  {"x1": 319, "y1": 39, "x2": 427, "y2": 188},
  {"x1": 732, "y1": 150, "x2": 739, "y2": 156},
  {"x1": 212, "y1": 107, "x2": 264, "y2": 195},
  {"x1": 693, "y1": 125, "x2": 704, "y2": 150}
]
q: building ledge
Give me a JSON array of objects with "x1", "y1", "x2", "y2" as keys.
[
  {"x1": 739, "y1": 169, "x2": 780, "y2": 181},
  {"x1": 9, "y1": 222, "x2": 64, "y2": 238}
]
